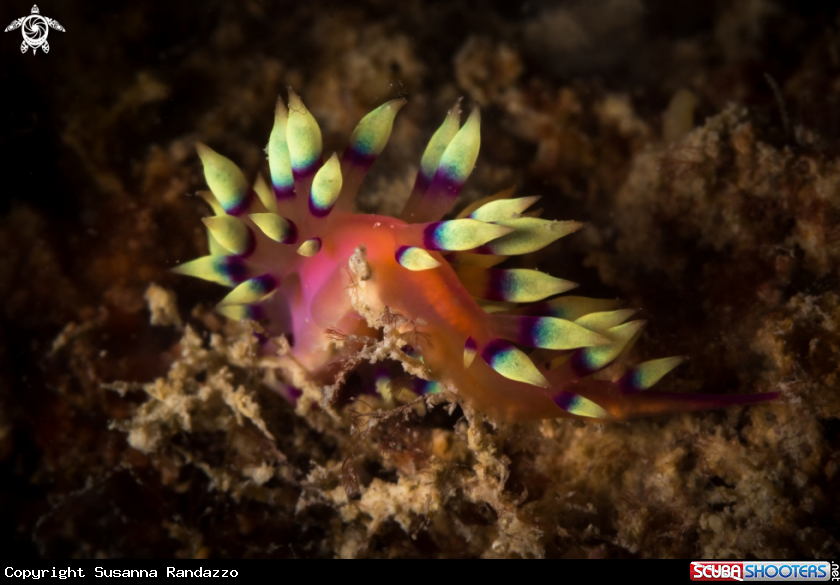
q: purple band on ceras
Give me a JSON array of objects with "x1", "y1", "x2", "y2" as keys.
[
  {"x1": 218, "y1": 255, "x2": 250, "y2": 285},
  {"x1": 273, "y1": 184, "x2": 296, "y2": 202},
  {"x1": 222, "y1": 187, "x2": 256, "y2": 217},
  {"x1": 342, "y1": 148, "x2": 377, "y2": 174}
]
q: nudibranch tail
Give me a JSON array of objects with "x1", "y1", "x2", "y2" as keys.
[{"x1": 174, "y1": 89, "x2": 778, "y2": 423}]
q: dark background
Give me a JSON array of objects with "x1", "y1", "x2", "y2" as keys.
[{"x1": 1, "y1": 0, "x2": 839, "y2": 558}]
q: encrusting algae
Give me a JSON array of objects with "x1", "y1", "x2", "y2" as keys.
[{"x1": 94, "y1": 91, "x2": 837, "y2": 559}]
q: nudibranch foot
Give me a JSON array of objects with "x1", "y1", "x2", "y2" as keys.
[{"x1": 174, "y1": 90, "x2": 778, "y2": 423}]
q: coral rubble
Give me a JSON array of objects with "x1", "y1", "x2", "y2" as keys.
[{"x1": 2, "y1": 0, "x2": 838, "y2": 559}]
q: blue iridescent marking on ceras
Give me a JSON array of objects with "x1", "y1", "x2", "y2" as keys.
[
  {"x1": 517, "y1": 297, "x2": 623, "y2": 320},
  {"x1": 286, "y1": 88, "x2": 323, "y2": 181},
  {"x1": 196, "y1": 142, "x2": 254, "y2": 216},
  {"x1": 618, "y1": 356, "x2": 686, "y2": 393},
  {"x1": 480, "y1": 268, "x2": 576, "y2": 303},
  {"x1": 553, "y1": 392, "x2": 609, "y2": 419},
  {"x1": 267, "y1": 97, "x2": 295, "y2": 201},
  {"x1": 248, "y1": 213, "x2": 298, "y2": 244},
  {"x1": 308, "y1": 154, "x2": 343, "y2": 218},
  {"x1": 422, "y1": 222, "x2": 455, "y2": 251},
  {"x1": 344, "y1": 99, "x2": 406, "y2": 171},
  {"x1": 201, "y1": 215, "x2": 256, "y2": 257},
  {"x1": 481, "y1": 338, "x2": 548, "y2": 387},
  {"x1": 416, "y1": 379, "x2": 441, "y2": 395},
  {"x1": 473, "y1": 218, "x2": 583, "y2": 257},
  {"x1": 419, "y1": 107, "x2": 481, "y2": 218},
  {"x1": 571, "y1": 321, "x2": 646, "y2": 377},
  {"x1": 219, "y1": 274, "x2": 279, "y2": 306},
  {"x1": 514, "y1": 316, "x2": 609, "y2": 350},
  {"x1": 420, "y1": 219, "x2": 511, "y2": 252},
  {"x1": 410, "y1": 99, "x2": 462, "y2": 201},
  {"x1": 171, "y1": 255, "x2": 250, "y2": 287},
  {"x1": 395, "y1": 246, "x2": 441, "y2": 271}
]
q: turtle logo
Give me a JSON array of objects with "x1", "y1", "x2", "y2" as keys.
[{"x1": 5, "y1": 5, "x2": 65, "y2": 54}]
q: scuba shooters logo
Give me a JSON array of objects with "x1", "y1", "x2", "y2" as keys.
[
  {"x1": 692, "y1": 563, "x2": 745, "y2": 581},
  {"x1": 690, "y1": 561, "x2": 836, "y2": 582},
  {"x1": 4, "y1": 5, "x2": 65, "y2": 54}
]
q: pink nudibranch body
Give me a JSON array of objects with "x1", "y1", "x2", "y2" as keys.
[{"x1": 174, "y1": 89, "x2": 777, "y2": 422}]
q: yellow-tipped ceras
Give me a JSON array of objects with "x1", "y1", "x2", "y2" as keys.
[{"x1": 173, "y1": 89, "x2": 778, "y2": 422}]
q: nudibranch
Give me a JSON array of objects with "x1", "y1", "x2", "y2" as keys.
[{"x1": 173, "y1": 89, "x2": 777, "y2": 422}]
